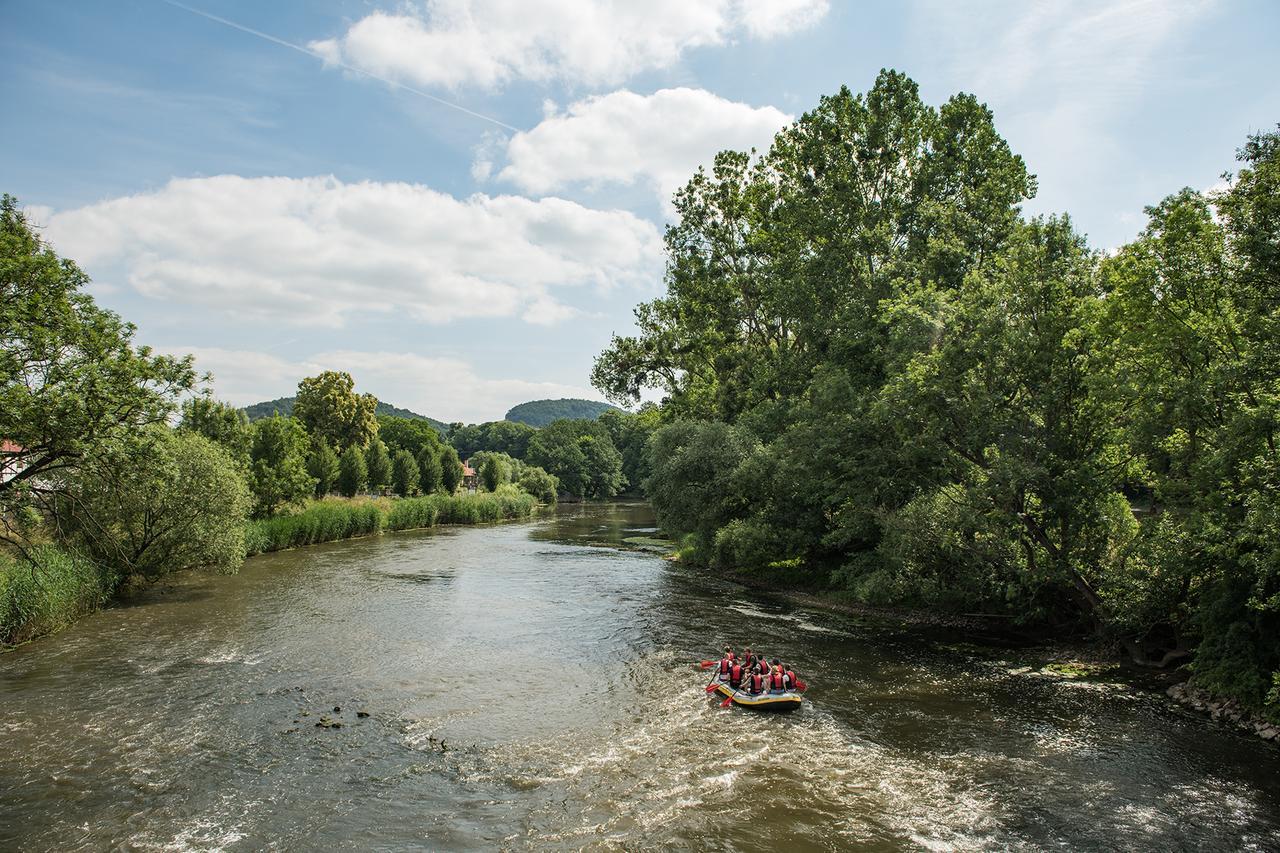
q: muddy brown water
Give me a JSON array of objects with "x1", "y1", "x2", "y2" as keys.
[{"x1": 3, "y1": 502, "x2": 1278, "y2": 850}]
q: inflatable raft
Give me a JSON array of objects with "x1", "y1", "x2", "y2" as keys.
[{"x1": 710, "y1": 674, "x2": 803, "y2": 713}]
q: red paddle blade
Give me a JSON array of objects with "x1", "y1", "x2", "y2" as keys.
[
  {"x1": 720, "y1": 695, "x2": 734, "y2": 708},
  {"x1": 705, "y1": 682, "x2": 720, "y2": 692},
  {"x1": 794, "y1": 680, "x2": 807, "y2": 692},
  {"x1": 699, "y1": 661, "x2": 716, "y2": 669}
]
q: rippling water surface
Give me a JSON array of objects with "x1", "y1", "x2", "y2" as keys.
[{"x1": 3, "y1": 502, "x2": 1279, "y2": 851}]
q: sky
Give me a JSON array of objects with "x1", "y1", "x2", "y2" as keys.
[{"x1": 3, "y1": 0, "x2": 1278, "y2": 424}]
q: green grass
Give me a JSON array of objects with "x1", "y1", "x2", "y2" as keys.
[
  {"x1": 246, "y1": 487, "x2": 539, "y2": 556},
  {"x1": 1, "y1": 545, "x2": 110, "y2": 647}
]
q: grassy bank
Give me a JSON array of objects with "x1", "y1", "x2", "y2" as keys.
[
  {"x1": 244, "y1": 487, "x2": 539, "y2": 555},
  {"x1": 2, "y1": 487, "x2": 541, "y2": 647},
  {"x1": 0, "y1": 545, "x2": 111, "y2": 647}
]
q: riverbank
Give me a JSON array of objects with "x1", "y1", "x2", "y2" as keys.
[
  {"x1": 1, "y1": 488, "x2": 542, "y2": 649},
  {"x1": 668, "y1": 553, "x2": 1280, "y2": 745}
]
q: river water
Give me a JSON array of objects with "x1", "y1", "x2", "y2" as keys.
[{"x1": 3, "y1": 502, "x2": 1278, "y2": 851}]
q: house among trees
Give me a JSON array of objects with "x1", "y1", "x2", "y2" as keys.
[
  {"x1": 1, "y1": 440, "x2": 27, "y2": 485},
  {"x1": 462, "y1": 463, "x2": 478, "y2": 492}
]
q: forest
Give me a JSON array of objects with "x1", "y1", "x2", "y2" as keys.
[{"x1": 592, "y1": 72, "x2": 1280, "y2": 722}]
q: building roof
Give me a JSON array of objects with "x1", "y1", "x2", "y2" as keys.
[{"x1": 462, "y1": 464, "x2": 476, "y2": 476}]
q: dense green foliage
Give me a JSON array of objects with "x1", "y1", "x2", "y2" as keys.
[
  {"x1": 526, "y1": 419, "x2": 625, "y2": 499},
  {"x1": 448, "y1": 419, "x2": 536, "y2": 458},
  {"x1": 306, "y1": 441, "x2": 340, "y2": 498},
  {"x1": 516, "y1": 466, "x2": 559, "y2": 503},
  {"x1": 365, "y1": 438, "x2": 392, "y2": 491},
  {"x1": 391, "y1": 449, "x2": 420, "y2": 497},
  {"x1": 417, "y1": 445, "x2": 443, "y2": 494},
  {"x1": 596, "y1": 74, "x2": 1280, "y2": 720},
  {"x1": 178, "y1": 396, "x2": 251, "y2": 467},
  {"x1": 0, "y1": 544, "x2": 108, "y2": 646},
  {"x1": 378, "y1": 414, "x2": 444, "y2": 459},
  {"x1": 244, "y1": 396, "x2": 447, "y2": 433},
  {"x1": 504, "y1": 398, "x2": 622, "y2": 427},
  {"x1": 245, "y1": 488, "x2": 539, "y2": 555},
  {"x1": 293, "y1": 371, "x2": 379, "y2": 452},
  {"x1": 55, "y1": 429, "x2": 250, "y2": 583},
  {"x1": 439, "y1": 445, "x2": 464, "y2": 494},
  {"x1": 1, "y1": 195, "x2": 196, "y2": 544},
  {"x1": 337, "y1": 445, "x2": 368, "y2": 498},
  {"x1": 247, "y1": 415, "x2": 315, "y2": 517}
]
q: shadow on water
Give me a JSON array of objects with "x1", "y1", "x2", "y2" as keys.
[{"x1": 1, "y1": 501, "x2": 1278, "y2": 851}]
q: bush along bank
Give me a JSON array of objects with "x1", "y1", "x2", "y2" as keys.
[
  {"x1": 2, "y1": 488, "x2": 541, "y2": 647},
  {"x1": 243, "y1": 486, "x2": 539, "y2": 556}
]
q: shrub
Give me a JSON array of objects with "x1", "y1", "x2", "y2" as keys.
[{"x1": 0, "y1": 545, "x2": 109, "y2": 646}]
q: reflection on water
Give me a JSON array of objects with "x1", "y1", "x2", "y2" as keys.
[{"x1": 2, "y1": 502, "x2": 1278, "y2": 850}]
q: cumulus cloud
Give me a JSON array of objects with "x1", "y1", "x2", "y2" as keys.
[
  {"x1": 42, "y1": 175, "x2": 663, "y2": 327},
  {"x1": 493, "y1": 88, "x2": 791, "y2": 207},
  {"x1": 177, "y1": 346, "x2": 601, "y2": 424},
  {"x1": 308, "y1": 0, "x2": 829, "y2": 90}
]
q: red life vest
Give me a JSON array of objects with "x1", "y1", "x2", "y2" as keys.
[
  {"x1": 718, "y1": 658, "x2": 731, "y2": 675},
  {"x1": 769, "y1": 671, "x2": 786, "y2": 690},
  {"x1": 749, "y1": 673, "x2": 764, "y2": 694},
  {"x1": 785, "y1": 669, "x2": 797, "y2": 688},
  {"x1": 729, "y1": 663, "x2": 743, "y2": 686}
]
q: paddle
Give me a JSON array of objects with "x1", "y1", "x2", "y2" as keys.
[
  {"x1": 698, "y1": 661, "x2": 716, "y2": 669},
  {"x1": 794, "y1": 679, "x2": 807, "y2": 692},
  {"x1": 705, "y1": 682, "x2": 721, "y2": 693},
  {"x1": 720, "y1": 695, "x2": 734, "y2": 708}
]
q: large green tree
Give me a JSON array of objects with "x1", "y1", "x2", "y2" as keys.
[
  {"x1": 391, "y1": 449, "x2": 420, "y2": 497},
  {"x1": 439, "y1": 445, "x2": 464, "y2": 494},
  {"x1": 247, "y1": 415, "x2": 315, "y2": 517},
  {"x1": 1, "y1": 196, "x2": 196, "y2": 543},
  {"x1": 307, "y1": 441, "x2": 340, "y2": 499},
  {"x1": 365, "y1": 438, "x2": 392, "y2": 493},
  {"x1": 293, "y1": 371, "x2": 379, "y2": 451},
  {"x1": 337, "y1": 445, "x2": 368, "y2": 498},
  {"x1": 417, "y1": 446, "x2": 443, "y2": 494},
  {"x1": 526, "y1": 419, "x2": 624, "y2": 499},
  {"x1": 55, "y1": 429, "x2": 249, "y2": 582},
  {"x1": 177, "y1": 396, "x2": 251, "y2": 467}
]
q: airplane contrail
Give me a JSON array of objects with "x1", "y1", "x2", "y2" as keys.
[{"x1": 157, "y1": 0, "x2": 520, "y2": 133}]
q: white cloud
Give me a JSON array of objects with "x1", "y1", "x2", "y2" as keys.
[
  {"x1": 309, "y1": 0, "x2": 829, "y2": 90},
  {"x1": 42, "y1": 175, "x2": 663, "y2": 328},
  {"x1": 494, "y1": 87, "x2": 791, "y2": 207},
  {"x1": 177, "y1": 346, "x2": 601, "y2": 424}
]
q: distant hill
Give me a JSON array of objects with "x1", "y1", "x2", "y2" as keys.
[
  {"x1": 242, "y1": 397, "x2": 447, "y2": 434},
  {"x1": 504, "y1": 398, "x2": 624, "y2": 428}
]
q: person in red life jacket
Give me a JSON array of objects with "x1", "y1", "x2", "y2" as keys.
[
  {"x1": 768, "y1": 663, "x2": 787, "y2": 693},
  {"x1": 742, "y1": 647, "x2": 754, "y2": 670},
  {"x1": 756, "y1": 656, "x2": 772, "y2": 675},
  {"x1": 782, "y1": 664, "x2": 798, "y2": 691},
  {"x1": 746, "y1": 669, "x2": 766, "y2": 696},
  {"x1": 728, "y1": 659, "x2": 745, "y2": 690},
  {"x1": 717, "y1": 647, "x2": 734, "y2": 678}
]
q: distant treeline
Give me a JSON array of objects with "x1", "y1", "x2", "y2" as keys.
[
  {"x1": 242, "y1": 396, "x2": 449, "y2": 434},
  {"x1": 503, "y1": 398, "x2": 623, "y2": 427},
  {"x1": 593, "y1": 73, "x2": 1280, "y2": 723}
]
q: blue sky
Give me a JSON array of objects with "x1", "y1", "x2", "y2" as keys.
[{"x1": 4, "y1": 0, "x2": 1277, "y2": 423}]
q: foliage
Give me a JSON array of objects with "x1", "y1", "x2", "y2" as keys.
[
  {"x1": 307, "y1": 441, "x2": 340, "y2": 498},
  {"x1": 292, "y1": 371, "x2": 379, "y2": 452},
  {"x1": 365, "y1": 438, "x2": 392, "y2": 491},
  {"x1": 526, "y1": 418, "x2": 625, "y2": 499},
  {"x1": 599, "y1": 407, "x2": 661, "y2": 492},
  {"x1": 243, "y1": 498, "x2": 384, "y2": 554},
  {"x1": 378, "y1": 415, "x2": 444, "y2": 459},
  {"x1": 247, "y1": 415, "x2": 316, "y2": 517},
  {"x1": 417, "y1": 445, "x2": 443, "y2": 494},
  {"x1": 0, "y1": 544, "x2": 109, "y2": 646},
  {"x1": 504, "y1": 398, "x2": 622, "y2": 427},
  {"x1": 516, "y1": 465, "x2": 559, "y2": 503},
  {"x1": 244, "y1": 396, "x2": 446, "y2": 433},
  {"x1": 54, "y1": 429, "x2": 249, "y2": 583},
  {"x1": 448, "y1": 420, "x2": 537, "y2": 459},
  {"x1": 178, "y1": 396, "x2": 251, "y2": 466},
  {"x1": 337, "y1": 444, "x2": 368, "y2": 498},
  {"x1": 391, "y1": 448, "x2": 419, "y2": 497},
  {"x1": 439, "y1": 445, "x2": 464, "y2": 494},
  {"x1": 469, "y1": 450, "x2": 519, "y2": 491},
  {"x1": 1, "y1": 195, "x2": 196, "y2": 542}
]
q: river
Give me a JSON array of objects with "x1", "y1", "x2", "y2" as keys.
[{"x1": 2, "y1": 502, "x2": 1278, "y2": 851}]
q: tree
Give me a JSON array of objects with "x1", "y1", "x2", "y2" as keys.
[
  {"x1": 516, "y1": 465, "x2": 559, "y2": 503},
  {"x1": 377, "y1": 415, "x2": 442, "y2": 459},
  {"x1": 307, "y1": 441, "x2": 340, "y2": 498},
  {"x1": 439, "y1": 445, "x2": 464, "y2": 494},
  {"x1": 293, "y1": 371, "x2": 378, "y2": 451},
  {"x1": 391, "y1": 449, "x2": 420, "y2": 497},
  {"x1": 526, "y1": 419, "x2": 624, "y2": 499},
  {"x1": 55, "y1": 429, "x2": 249, "y2": 583},
  {"x1": 480, "y1": 456, "x2": 502, "y2": 491},
  {"x1": 177, "y1": 396, "x2": 250, "y2": 467},
  {"x1": 247, "y1": 415, "x2": 315, "y2": 517},
  {"x1": 1, "y1": 195, "x2": 196, "y2": 542},
  {"x1": 365, "y1": 438, "x2": 392, "y2": 493},
  {"x1": 337, "y1": 445, "x2": 367, "y2": 498},
  {"x1": 417, "y1": 446, "x2": 443, "y2": 494}
]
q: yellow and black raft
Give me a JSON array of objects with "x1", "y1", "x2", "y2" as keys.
[{"x1": 710, "y1": 672, "x2": 803, "y2": 713}]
